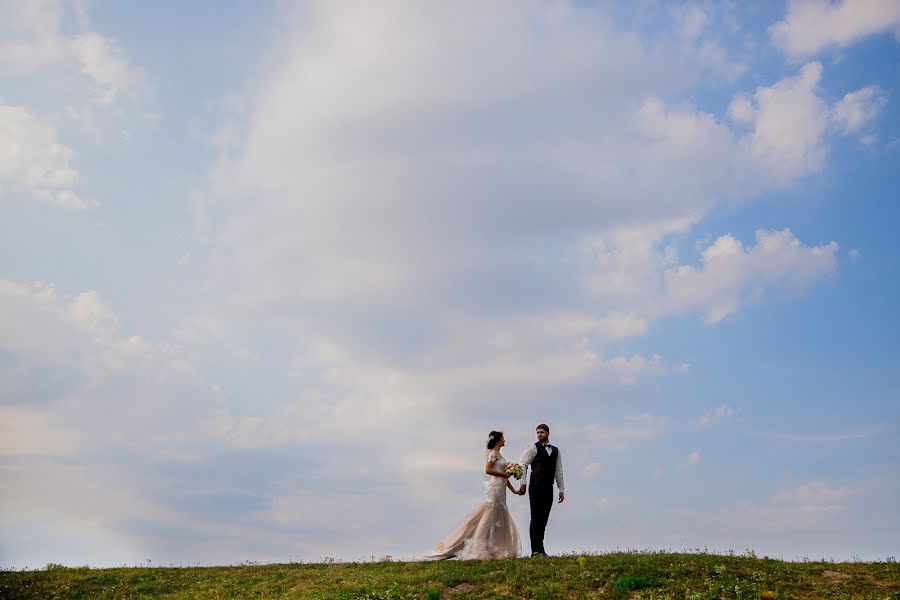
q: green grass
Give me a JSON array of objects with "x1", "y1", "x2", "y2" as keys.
[{"x1": 1, "y1": 551, "x2": 897, "y2": 599}]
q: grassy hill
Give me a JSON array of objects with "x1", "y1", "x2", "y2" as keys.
[{"x1": 1, "y1": 551, "x2": 898, "y2": 599}]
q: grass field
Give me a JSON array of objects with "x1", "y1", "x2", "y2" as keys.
[{"x1": 1, "y1": 551, "x2": 898, "y2": 599}]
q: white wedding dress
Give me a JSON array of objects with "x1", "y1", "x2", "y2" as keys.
[{"x1": 424, "y1": 450, "x2": 521, "y2": 560}]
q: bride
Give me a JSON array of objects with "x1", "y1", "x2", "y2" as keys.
[{"x1": 424, "y1": 431, "x2": 523, "y2": 560}]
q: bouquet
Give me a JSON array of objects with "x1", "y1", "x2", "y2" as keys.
[{"x1": 505, "y1": 462, "x2": 524, "y2": 480}]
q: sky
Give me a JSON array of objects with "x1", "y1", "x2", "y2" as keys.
[{"x1": 1, "y1": 0, "x2": 899, "y2": 568}]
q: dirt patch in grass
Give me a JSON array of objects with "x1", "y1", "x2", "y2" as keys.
[
  {"x1": 822, "y1": 569, "x2": 851, "y2": 580},
  {"x1": 447, "y1": 581, "x2": 473, "y2": 594}
]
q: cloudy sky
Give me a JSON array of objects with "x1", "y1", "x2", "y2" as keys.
[{"x1": 2, "y1": 0, "x2": 899, "y2": 568}]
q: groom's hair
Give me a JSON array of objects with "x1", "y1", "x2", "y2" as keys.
[
  {"x1": 486, "y1": 431, "x2": 504, "y2": 449},
  {"x1": 536, "y1": 423, "x2": 549, "y2": 432}
]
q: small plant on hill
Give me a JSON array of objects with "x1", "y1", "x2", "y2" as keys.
[{"x1": 615, "y1": 574, "x2": 655, "y2": 595}]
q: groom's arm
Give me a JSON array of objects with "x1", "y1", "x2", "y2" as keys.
[
  {"x1": 555, "y1": 452, "x2": 565, "y2": 502},
  {"x1": 519, "y1": 445, "x2": 536, "y2": 492}
]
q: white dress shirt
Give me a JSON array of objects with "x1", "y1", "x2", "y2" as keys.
[{"x1": 519, "y1": 443, "x2": 564, "y2": 492}]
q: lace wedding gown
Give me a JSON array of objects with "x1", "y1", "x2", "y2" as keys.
[{"x1": 424, "y1": 450, "x2": 521, "y2": 560}]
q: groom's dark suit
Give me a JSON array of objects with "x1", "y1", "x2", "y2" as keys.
[{"x1": 527, "y1": 441, "x2": 559, "y2": 556}]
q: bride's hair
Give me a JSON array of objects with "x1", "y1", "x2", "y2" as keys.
[{"x1": 486, "y1": 431, "x2": 503, "y2": 449}]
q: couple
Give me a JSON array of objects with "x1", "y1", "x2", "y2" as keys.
[{"x1": 426, "y1": 424, "x2": 565, "y2": 560}]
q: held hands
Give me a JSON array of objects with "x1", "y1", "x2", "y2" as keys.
[{"x1": 507, "y1": 482, "x2": 526, "y2": 496}]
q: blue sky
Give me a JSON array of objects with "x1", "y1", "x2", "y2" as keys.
[{"x1": 1, "y1": 0, "x2": 898, "y2": 568}]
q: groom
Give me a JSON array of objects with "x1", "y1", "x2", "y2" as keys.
[{"x1": 519, "y1": 423, "x2": 565, "y2": 557}]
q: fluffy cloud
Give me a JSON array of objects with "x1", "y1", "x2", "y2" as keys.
[
  {"x1": 831, "y1": 85, "x2": 888, "y2": 138},
  {"x1": 0, "y1": 278, "x2": 272, "y2": 565},
  {"x1": 727, "y1": 95, "x2": 756, "y2": 124},
  {"x1": 770, "y1": 0, "x2": 900, "y2": 58},
  {"x1": 0, "y1": 1, "x2": 147, "y2": 209},
  {"x1": 0, "y1": 406, "x2": 74, "y2": 456},
  {"x1": 0, "y1": 0, "x2": 145, "y2": 124},
  {"x1": 727, "y1": 63, "x2": 891, "y2": 174},
  {"x1": 585, "y1": 413, "x2": 667, "y2": 446},
  {"x1": 0, "y1": 105, "x2": 92, "y2": 209},
  {"x1": 671, "y1": 4, "x2": 709, "y2": 40},
  {"x1": 1, "y1": 280, "x2": 132, "y2": 369},
  {"x1": 736, "y1": 62, "x2": 830, "y2": 182},
  {"x1": 0, "y1": 0, "x2": 68, "y2": 71},
  {"x1": 176, "y1": 5, "x2": 857, "y2": 474},
  {"x1": 71, "y1": 32, "x2": 145, "y2": 105},
  {"x1": 0, "y1": 460, "x2": 159, "y2": 567},
  {"x1": 665, "y1": 229, "x2": 838, "y2": 323},
  {"x1": 770, "y1": 481, "x2": 859, "y2": 509},
  {"x1": 697, "y1": 404, "x2": 736, "y2": 428},
  {"x1": 683, "y1": 478, "x2": 895, "y2": 560},
  {"x1": 0, "y1": 279, "x2": 228, "y2": 448},
  {"x1": 199, "y1": 7, "x2": 849, "y2": 354}
]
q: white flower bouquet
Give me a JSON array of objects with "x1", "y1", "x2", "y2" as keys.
[{"x1": 505, "y1": 462, "x2": 524, "y2": 480}]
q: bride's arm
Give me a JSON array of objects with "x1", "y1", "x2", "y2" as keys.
[
  {"x1": 506, "y1": 480, "x2": 522, "y2": 494},
  {"x1": 485, "y1": 458, "x2": 511, "y2": 479}
]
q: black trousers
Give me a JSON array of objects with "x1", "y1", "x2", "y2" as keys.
[{"x1": 528, "y1": 484, "x2": 553, "y2": 555}]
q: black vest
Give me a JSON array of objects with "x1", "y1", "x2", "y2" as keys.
[{"x1": 529, "y1": 442, "x2": 558, "y2": 488}]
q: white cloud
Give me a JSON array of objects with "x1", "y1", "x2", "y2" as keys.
[
  {"x1": 0, "y1": 277, "x2": 313, "y2": 567},
  {"x1": 664, "y1": 229, "x2": 838, "y2": 323},
  {"x1": 1, "y1": 280, "x2": 127, "y2": 367},
  {"x1": 0, "y1": 105, "x2": 93, "y2": 209},
  {"x1": 0, "y1": 279, "x2": 228, "y2": 445},
  {"x1": 771, "y1": 481, "x2": 859, "y2": 507},
  {"x1": 71, "y1": 32, "x2": 145, "y2": 105},
  {"x1": 585, "y1": 413, "x2": 667, "y2": 446},
  {"x1": 69, "y1": 289, "x2": 120, "y2": 332},
  {"x1": 545, "y1": 312, "x2": 649, "y2": 341},
  {"x1": 198, "y1": 10, "x2": 851, "y2": 356},
  {"x1": 182, "y1": 6, "x2": 853, "y2": 462},
  {"x1": 0, "y1": 460, "x2": 161, "y2": 567},
  {"x1": 741, "y1": 62, "x2": 830, "y2": 182},
  {"x1": 761, "y1": 427, "x2": 882, "y2": 442},
  {"x1": 710, "y1": 481, "x2": 862, "y2": 540},
  {"x1": 634, "y1": 61, "x2": 852, "y2": 195},
  {"x1": 0, "y1": 406, "x2": 74, "y2": 456},
  {"x1": 664, "y1": 3, "x2": 746, "y2": 81},
  {"x1": 672, "y1": 4, "x2": 709, "y2": 40},
  {"x1": 0, "y1": 0, "x2": 68, "y2": 71},
  {"x1": 726, "y1": 63, "x2": 890, "y2": 179},
  {"x1": 0, "y1": 3, "x2": 147, "y2": 209},
  {"x1": 600, "y1": 353, "x2": 664, "y2": 386},
  {"x1": 770, "y1": 0, "x2": 900, "y2": 58},
  {"x1": 635, "y1": 97, "x2": 744, "y2": 184},
  {"x1": 581, "y1": 462, "x2": 602, "y2": 477},
  {"x1": 697, "y1": 404, "x2": 735, "y2": 427},
  {"x1": 194, "y1": 3, "x2": 730, "y2": 410},
  {"x1": 0, "y1": 0, "x2": 146, "y2": 129},
  {"x1": 727, "y1": 94, "x2": 756, "y2": 123},
  {"x1": 700, "y1": 482, "x2": 862, "y2": 547},
  {"x1": 831, "y1": 85, "x2": 888, "y2": 137}
]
